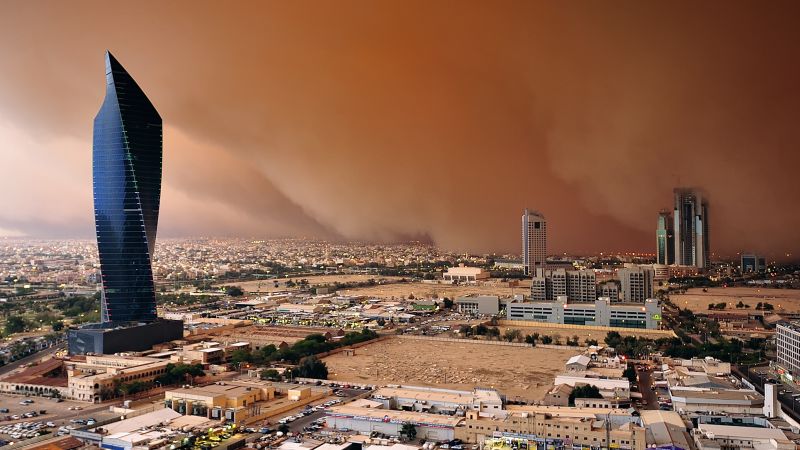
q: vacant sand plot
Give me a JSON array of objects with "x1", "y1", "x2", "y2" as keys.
[
  {"x1": 322, "y1": 336, "x2": 577, "y2": 400},
  {"x1": 671, "y1": 287, "x2": 800, "y2": 313},
  {"x1": 340, "y1": 280, "x2": 530, "y2": 300}
]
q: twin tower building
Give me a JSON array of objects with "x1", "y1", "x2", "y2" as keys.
[
  {"x1": 520, "y1": 188, "x2": 710, "y2": 305},
  {"x1": 68, "y1": 52, "x2": 183, "y2": 355}
]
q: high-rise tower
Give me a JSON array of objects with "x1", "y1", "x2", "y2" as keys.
[
  {"x1": 656, "y1": 210, "x2": 675, "y2": 265},
  {"x1": 522, "y1": 209, "x2": 546, "y2": 275},
  {"x1": 69, "y1": 52, "x2": 182, "y2": 355},
  {"x1": 93, "y1": 51, "x2": 162, "y2": 323},
  {"x1": 673, "y1": 188, "x2": 710, "y2": 268}
]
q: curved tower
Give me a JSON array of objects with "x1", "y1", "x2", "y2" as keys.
[{"x1": 93, "y1": 51, "x2": 161, "y2": 323}]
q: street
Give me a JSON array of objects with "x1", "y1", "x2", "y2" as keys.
[{"x1": 636, "y1": 366, "x2": 658, "y2": 410}]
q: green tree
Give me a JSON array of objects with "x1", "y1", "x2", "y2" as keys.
[
  {"x1": 503, "y1": 329, "x2": 522, "y2": 342},
  {"x1": 400, "y1": 422, "x2": 417, "y2": 440},
  {"x1": 604, "y1": 331, "x2": 622, "y2": 348},
  {"x1": 225, "y1": 286, "x2": 244, "y2": 297},
  {"x1": 487, "y1": 327, "x2": 500, "y2": 340},
  {"x1": 623, "y1": 364, "x2": 637, "y2": 383},
  {"x1": 230, "y1": 349, "x2": 253, "y2": 368},
  {"x1": 295, "y1": 355, "x2": 329, "y2": 379},
  {"x1": 442, "y1": 298, "x2": 454, "y2": 309},
  {"x1": 260, "y1": 369, "x2": 282, "y2": 381},
  {"x1": 569, "y1": 385, "x2": 603, "y2": 406},
  {"x1": 51, "y1": 321, "x2": 64, "y2": 332},
  {"x1": 540, "y1": 335, "x2": 553, "y2": 345},
  {"x1": 4, "y1": 316, "x2": 28, "y2": 335}
]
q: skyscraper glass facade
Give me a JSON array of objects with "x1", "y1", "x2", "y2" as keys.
[{"x1": 93, "y1": 51, "x2": 161, "y2": 323}]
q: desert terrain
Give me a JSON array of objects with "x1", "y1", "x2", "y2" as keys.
[{"x1": 670, "y1": 287, "x2": 800, "y2": 313}]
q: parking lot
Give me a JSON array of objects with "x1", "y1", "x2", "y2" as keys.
[
  {"x1": 0, "y1": 393, "x2": 98, "y2": 424},
  {"x1": 272, "y1": 386, "x2": 370, "y2": 434}
]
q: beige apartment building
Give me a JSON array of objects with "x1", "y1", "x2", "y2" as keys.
[
  {"x1": 67, "y1": 355, "x2": 172, "y2": 402},
  {"x1": 455, "y1": 407, "x2": 647, "y2": 450},
  {"x1": 164, "y1": 381, "x2": 276, "y2": 423}
]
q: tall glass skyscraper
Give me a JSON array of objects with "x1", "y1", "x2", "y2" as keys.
[
  {"x1": 656, "y1": 209, "x2": 674, "y2": 265},
  {"x1": 93, "y1": 51, "x2": 161, "y2": 323},
  {"x1": 673, "y1": 188, "x2": 710, "y2": 268}
]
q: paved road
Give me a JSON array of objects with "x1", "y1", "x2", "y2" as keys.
[
  {"x1": 636, "y1": 367, "x2": 658, "y2": 410},
  {"x1": 0, "y1": 346, "x2": 63, "y2": 377},
  {"x1": 736, "y1": 365, "x2": 800, "y2": 423}
]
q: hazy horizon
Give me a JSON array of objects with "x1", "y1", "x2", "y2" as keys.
[{"x1": 2, "y1": 2, "x2": 799, "y2": 260}]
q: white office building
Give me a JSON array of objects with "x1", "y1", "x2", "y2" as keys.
[
  {"x1": 776, "y1": 322, "x2": 800, "y2": 377},
  {"x1": 507, "y1": 297, "x2": 662, "y2": 329},
  {"x1": 455, "y1": 295, "x2": 500, "y2": 316}
]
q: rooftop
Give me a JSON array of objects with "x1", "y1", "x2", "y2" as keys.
[{"x1": 328, "y1": 405, "x2": 463, "y2": 427}]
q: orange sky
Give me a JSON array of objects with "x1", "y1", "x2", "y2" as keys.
[{"x1": 0, "y1": 1, "x2": 799, "y2": 259}]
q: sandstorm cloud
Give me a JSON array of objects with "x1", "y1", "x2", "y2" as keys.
[{"x1": 0, "y1": 1, "x2": 798, "y2": 259}]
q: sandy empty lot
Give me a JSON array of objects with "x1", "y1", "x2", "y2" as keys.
[
  {"x1": 217, "y1": 275, "x2": 404, "y2": 293},
  {"x1": 671, "y1": 287, "x2": 800, "y2": 313},
  {"x1": 322, "y1": 336, "x2": 578, "y2": 400},
  {"x1": 340, "y1": 280, "x2": 529, "y2": 300}
]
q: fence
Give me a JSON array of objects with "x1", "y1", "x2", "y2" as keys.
[
  {"x1": 495, "y1": 320, "x2": 677, "y2": 337},
  {"x1": 393, "y1": 334, "x2": 577, "y2": 350}
]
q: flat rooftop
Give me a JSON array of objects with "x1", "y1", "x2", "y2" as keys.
[
  {"x1": 505, "y1": 404, "x2": 634, "y2": 419},
  {"x1": 698, "y1": 423, "x2": 788, "y2": 440},
  {"x1": 670, "y1": 388, "x2": 762, "y2": 403},
  {"x1": 374, "y1": 387, "x2": 481, "y2": 405},
  {"x1": 328, "y1": 405, "x2": 463, "y2": 427}
]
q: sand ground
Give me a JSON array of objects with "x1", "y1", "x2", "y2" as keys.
[
  {"x1": 322, "y1": 336, "x2": 578, "y2": 400},
  {"x1": 670, "y1": 287, "x2": 800, "y2": 313},
  {"x1": 340, "y1": 280, "x2": 529, "y2": 300}
]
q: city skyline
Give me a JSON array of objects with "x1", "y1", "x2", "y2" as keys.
[{"x1": 1, "y1": 2, "x2": 800, "y2": 261}]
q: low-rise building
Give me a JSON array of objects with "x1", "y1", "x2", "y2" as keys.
[
  {"x1": 443, "y1": 265, "x2": 489, "y2": 284},
  {"x1": 326, "y1": 405, "x2": 462, "y2": 441},
  {"x1": 371, "y1": 386, "x2": 503, "y2": 415},
  {"x1": 455, "y1": 295, "x2": 500, "y2": 316},
  {"x1": 553, "y1": 372, "x2": 631, "y2": 399},
  {"x1": 693, "y1": 423, "x2": 794, "y2": 450},
  {"x1": 164, "y1": 380, "x2": 276, "y2": 422},
  {"x1": 456, "y1": 406, "x2": 647, "y2": 450},
  {"x1": 669, "y1": 387, "x2": 764, "y2": 415},
  {"x1": 506, "y1": 297, "x2": 662, "y2": 330}
]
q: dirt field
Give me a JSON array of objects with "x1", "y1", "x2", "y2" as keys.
[
  {"x1": 671, "y1": 287, "x2": 800, "y2": 313},
  {"x1": 340, "y1": 280, "x2": 529, "y2": 300},
  {"x1": 216, "y1": 275, "x2": 404, "y2": 293},
  {"x1": 322, "y1": 336, "x2": 578, "y2": 400}
]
